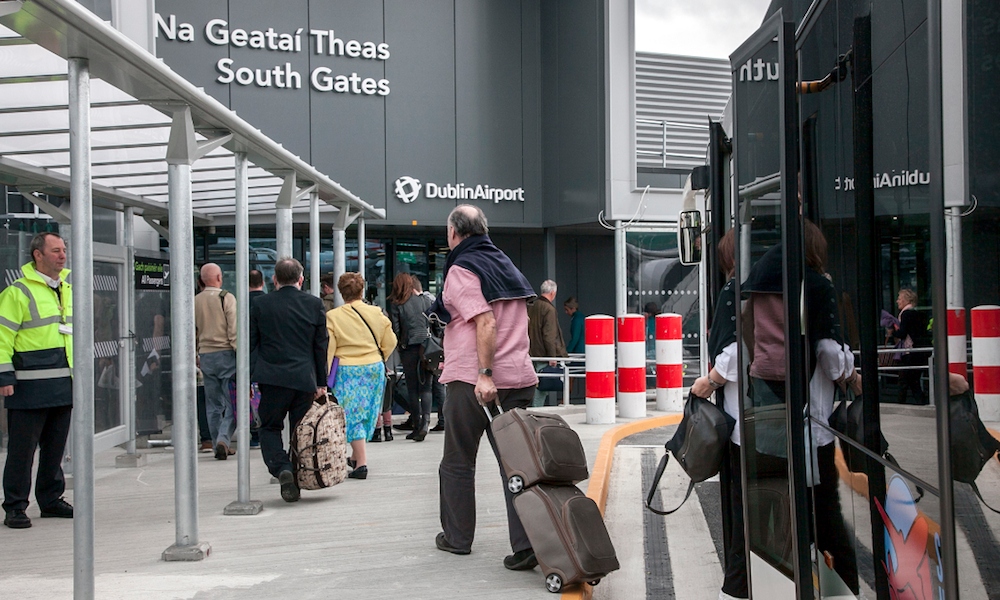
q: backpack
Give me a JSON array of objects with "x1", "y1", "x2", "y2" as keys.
[
  {"x1": 290, "y1": 398, "x2": 348, "y2": 490},
  {"x1": 950, "y1": 389, "x2": 1000, "y2": 513}
]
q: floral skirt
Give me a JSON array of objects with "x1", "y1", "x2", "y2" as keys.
[{"x1": 333, "y1": 362, "x2": 387, "y2": 443}]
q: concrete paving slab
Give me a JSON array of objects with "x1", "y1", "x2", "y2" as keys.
[{"x1": 0, "y1": 404, "x2": 660, "y2": 600}]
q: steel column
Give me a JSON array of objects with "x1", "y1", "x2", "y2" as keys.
[
  {"x1": 310, "y1": 191, "x2": 320, "y2": 296},
  {"x1": 276, "y1": 207, "x2": 293, "y2": 259},
  {"x1": 225, "y1": 152, "x2": 262, "y2": 516},
  {"x1": 357, "y1": 217, "x2": 365, "y2": 281},
  {"x1": 123, "y1": 207, "x2": 137, "y2": 456},
  {"x1": 166, "y1": 161, "x2": 200, "y2": 549},
  {"x1": 69, "y1": 55, "x2": 95, "y2": 600},
  {"x1": 333, "y1": 227, "x2": 346, "y2": 306},
  {"x1": 614, "y1": 222, "x2": 625, "y2": 317},
  {"x1": 162, "y1": 107, "x2": 209, "y2": 560}
]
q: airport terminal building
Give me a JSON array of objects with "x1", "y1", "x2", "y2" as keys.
[{"x1": 0, "y1": 0, "x2": 729, "y2": 453}]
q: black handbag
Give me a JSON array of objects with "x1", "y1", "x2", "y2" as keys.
[
  {"x1": 949, "y1": 389, "x2": 1000, "y2": 513},
  {"x1": 419, "y1": 313, "x2": 445, "y2": 379},
  {"x1": 829, "y1": 388, "x2": 923, "y2": 501},
  {"x1": 645, "y1": 391, "x2": 735, "y2": 515}
]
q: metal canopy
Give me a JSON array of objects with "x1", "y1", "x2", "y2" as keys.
[{"x1": 0, "y1": 0, "x2": 384, "y2": 222}]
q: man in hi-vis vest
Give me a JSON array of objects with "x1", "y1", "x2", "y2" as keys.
[{"x1": 0, "y1": 232, "x2": 74, "y2": 529}]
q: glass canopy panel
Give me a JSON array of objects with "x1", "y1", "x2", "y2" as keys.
[
  {"x1": 93, "y1": 175, "x2": 167, "y2": 188},
  {"x1": 0, "y1": 43, "x2": 67, "y2": 78}
]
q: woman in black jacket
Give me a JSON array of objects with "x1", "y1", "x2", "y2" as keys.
[
  {"x1": 388, "y1": 273, "x2": 433, "y2": 441},
  {"x1": 889, "y1": 288, "x2": 928, "y2": 404}
]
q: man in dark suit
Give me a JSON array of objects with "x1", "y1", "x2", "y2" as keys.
[{"x1": 249, "y1": 258, "x2": 329, "y2": 502}]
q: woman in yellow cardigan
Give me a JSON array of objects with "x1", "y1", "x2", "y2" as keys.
[{"x1": 327, "y1": 272, "x2": 397, "y2": 479}]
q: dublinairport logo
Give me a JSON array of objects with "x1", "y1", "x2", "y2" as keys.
[
  {"x1": 392, "y1": 176, "x2": 525, "y2": 204},
  {"x1": 394, "y1": 176, "x2": 422, "y2": 203}
]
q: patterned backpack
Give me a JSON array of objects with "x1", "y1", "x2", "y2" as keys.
[{"x1": 290, "y1": 398, "x2": 348, "y2": 490}]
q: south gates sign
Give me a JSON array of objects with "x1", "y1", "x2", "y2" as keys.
[{"x1": 156, "y1": 14, "x2": 392, "y2": 96}]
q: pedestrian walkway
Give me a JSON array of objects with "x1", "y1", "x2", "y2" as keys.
[
  {"x1": 4, "y1": 403, "x2": 998, "y2": 599},
  {"x1": 0, "y1": 404, "x2": 668, "y2": 600}
]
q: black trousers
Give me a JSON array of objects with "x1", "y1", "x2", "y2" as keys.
[
  {"x1": 439, "y1": 381, "x2": 533, "y2": 553},
  {"x1": 897, "y1": 353, "x2": 927, "y2": 404},
  {"x1": 257, "y1": 384, "x2": 314, "y2": 478},
  {"x1": 197, "y1": 385, "x2": 211, "y2": 443},
  {"x1": 3, "y1": 405, "x2": 73, "y2": 513},
  {"x1": 720, "y1": 440, "x2": 748, "y2": 598},
  {"x1": 400, "y1": 346, "x2": 432, "y2": 420},
  {"x1": 813, "y1": 442, "x2": 859, "y2": 594}
]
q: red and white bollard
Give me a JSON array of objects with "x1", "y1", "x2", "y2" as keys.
[
  {"x1": 617, "y1": 314, "x2": 646, "y2": 418},
  {"x1": 655, "y1": 313, "x2": 683, "y2": 412},
  {"x1": 947, "y1": 307, "x2": 967, "y2": 378},
  {"x1": 971, "y1": 305, "x2": 1000, "y2": 421},
  {"x1": 585, "y1": 315, "x2": 616, "y2": 424}
]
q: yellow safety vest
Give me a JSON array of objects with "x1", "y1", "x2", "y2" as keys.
[{"x1": 0, "y1": 262, "x2": 73, "y2": 409}]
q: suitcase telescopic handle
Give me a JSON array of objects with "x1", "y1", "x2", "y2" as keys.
[{"x1": 482, "y1": 401, "x2": 504, "y2": 422}]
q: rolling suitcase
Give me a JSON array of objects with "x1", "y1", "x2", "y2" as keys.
[
  {"x1": 513, "y1": 483, "x2": 620, "y2": 593},
  {"x1": 290, "y1": 398, "x2": 348, "y2": 490},
  {"x1": 490, "y1": 407, "x2": 589, "y2": 493}
]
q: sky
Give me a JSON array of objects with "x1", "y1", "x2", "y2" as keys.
[{"x1": 634, "y1": 0, "x2": 774, "y2": 59}]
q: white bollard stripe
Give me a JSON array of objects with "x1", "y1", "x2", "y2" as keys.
[
  {"x1": 976, "y1": 393, "x2": 1000, "y2": 422},
  {"x1": 948, "y1": 336, "x2": 967, "y2": 365},
  {"x1": 971, "y1": 338, "x2": 1000, "y2": 367},
  {"x1": 618, "y1": 391, "x2": 646, "y2": 418},
  {"x1": 586, "y1": 344, "x2": 616, "y2": 371},
  {"x1": 618, "y1": 341, "x2": 646, "y2": 368},
  {"x1": 655, "y1": 339, "x2": 683, "y2": 365}
]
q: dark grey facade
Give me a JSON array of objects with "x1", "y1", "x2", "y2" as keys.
[{"x1": 154, "y1": 0, "x2": 606, "y2": 230}]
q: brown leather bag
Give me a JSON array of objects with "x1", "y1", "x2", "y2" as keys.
[
  {"x1": 489, "y1": 407, "x2": 589, "y2": 493},
  {"x1": 513, "y1": 483, "x2": 620, "y2": 593}
]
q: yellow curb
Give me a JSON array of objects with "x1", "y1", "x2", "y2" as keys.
[
  {"x1": 989, "y1": 428, "x2": 1000, "y2": 465},
  {"x1": 561, "y1": 414, "x2": 683, "y2": 600}
]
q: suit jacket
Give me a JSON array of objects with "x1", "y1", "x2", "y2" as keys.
[{"x1": 250, "y1": 285, "x2": 329, "y2": 392}]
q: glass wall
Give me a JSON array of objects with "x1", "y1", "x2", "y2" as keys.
[
  {"x1": 194, "y1": 227, "x2": 447, "y2": 314},
  {"x1": 625, "y1": 228, "x2": 701, "y2": 382}
]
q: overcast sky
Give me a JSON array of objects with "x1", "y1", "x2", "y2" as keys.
[{"x1": 634, "y1": 0, "x2": 773, "y2": 59}]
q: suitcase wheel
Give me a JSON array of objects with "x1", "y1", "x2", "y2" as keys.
[
  {"x1": 545, "y1": 573, "x2": 563, "y2": 593},
  {"x1": 507, "y1": 475, "x2": 525, "y2": 494}
]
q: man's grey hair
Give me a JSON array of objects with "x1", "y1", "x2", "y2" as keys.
[
  {"x1": 540, "y1": 280, "x2": 557, "y2": 295},
  {"x1": 29, "y1": 232, "x2": 62, "y2": 261},
  {"x1": 448, "y1": 204, "x2": 488, "y2": 238},
  {"x1": 274, "y1": 257, "x2": 304, "y2": 286}
]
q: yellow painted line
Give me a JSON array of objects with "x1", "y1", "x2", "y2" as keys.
[{"x1": 561, "y1": 414, "x2": 683, "y2": 600}]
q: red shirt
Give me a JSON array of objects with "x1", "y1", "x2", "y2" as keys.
[{"x1": 439, "y1": 266, "x2": 538, "y2": 389}]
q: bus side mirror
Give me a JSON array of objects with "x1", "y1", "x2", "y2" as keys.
[{"x1": 678, "y1": 210, "x2": 702, "y2": 266}]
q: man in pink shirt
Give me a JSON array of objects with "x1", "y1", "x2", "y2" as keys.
[{"x1": 430, "y1": 204, "x2": 539, "y2": 572}]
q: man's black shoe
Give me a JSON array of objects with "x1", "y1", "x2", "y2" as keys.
[
  {"x1": 393, "y1": 419, "x2": 415, "y2": 431},
  {"x1": 40, "y1": 498, "x2": 74, "y2": 518},
  {"x1": 4, "y1": 510, "x2": 31, "y2": 528},
  {"x1": 503, "y1": 548, "x2": 538, "y2": 571},
  {"x1": 435, "y1": 532, "x2": 471, "y2": 555},
  {"x1": 430, "y1": 421, "x2": 445, "y2": 432},
  {"x1": 278, "y1": 470, "x2": 300, "y2": 502}
]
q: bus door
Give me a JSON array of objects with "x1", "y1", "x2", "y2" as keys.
[{"x1": 730, "y1": 10, "x2": 813, "y2": 598}]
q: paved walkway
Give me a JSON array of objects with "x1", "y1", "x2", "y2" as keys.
[
  {"x1": 0, "y1": 405, "x2": 672, "y2": 600},
  {"x1": 3, "y1": 403, "x2": 999, "y2": 600}
]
